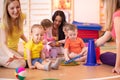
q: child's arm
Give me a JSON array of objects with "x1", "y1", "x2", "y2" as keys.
[
  {"x1": 26, "y1": 49, "x2": 35, "y2": 69},
  {"x1": 79, "y1": 47, "x2": 88, "y2": 56},
  {"x1": 41, "y1": 52, "x2": 45, "y2": 60},
  {"x1": 64, "y1": 48, "x2": 70, "y2": 61},
  {"x1": 58, "y1": 39, "x2": 65, "y2": 44}
]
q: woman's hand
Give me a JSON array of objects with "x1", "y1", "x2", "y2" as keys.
[
  {"x1": 6, "y1": 55, "x2": 23, "y2": 66},
  {"x1": 112, "y1": 66, "x2": 120, "y2": 74}
]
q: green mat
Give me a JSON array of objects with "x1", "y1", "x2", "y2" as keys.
[
  {"x1": 42, "y1": 78, "x2": 59, "y2": 80},
  {"x1": 60, "y1": 60, "x2": 80, "y2": 66}
]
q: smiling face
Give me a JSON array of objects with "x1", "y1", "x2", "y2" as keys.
[
  {"x1": 31, "y1": 27, "x2": 44, "y2": 44},
  {"x1": 53, "y1": 15, "x2": 62, "y2": 28},
  {"x1": 7, "y1": 0, "x2": 21, "y2": 20}
]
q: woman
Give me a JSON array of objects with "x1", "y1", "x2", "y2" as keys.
[
  {"x1": 49, "y1": 10, "x2": 67, "y2": 55},
  {"x1": 95, "y1": 0, "x2": 120, "y2": 74},
  {"x1": 52, "y1": 10, "x2": 66, "y2": 41},
  {"x1": 0, "y1": 0, "x2": 28, "y2": 68}
]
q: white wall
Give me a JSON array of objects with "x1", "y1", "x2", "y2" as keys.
[
  {"x1": 0, "y1": 0, "x2": 100, "y2": 24},
  {"x1": 74, "y1": 0, "x2": 100, "y2": 23}
]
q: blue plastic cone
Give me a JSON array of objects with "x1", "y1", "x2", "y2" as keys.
[{"x1": 84, "y1": 39, "x2": 99, "y2": 66}]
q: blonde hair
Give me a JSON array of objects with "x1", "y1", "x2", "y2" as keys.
[
  {"x1": 104, "y1": 0, "x2": 118, "y2": 31},
  {"x1": 41, "y1": 19, "x2": 52, "y2": 30},
  {"x1": 63, "y1": 23, "x2": 71, "y2": 32},
  {"x1": 64, "y1": 23, "x2": 77, "y2": 32},
  {"x1": 3, "y1": 0, "x2": 23, "y2": 36},
  {"x1": 31, "y1": 24, "x2": 43, "y2": 33}
]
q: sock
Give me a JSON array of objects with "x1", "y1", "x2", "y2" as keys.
[
  {"x1": 44, "y1": 61, "x2": 52, "y2": 71},
  {"x1": 51, "y1": 58, "x2": 62, "y2": 70}
]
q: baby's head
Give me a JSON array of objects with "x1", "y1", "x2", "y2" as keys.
[
  {"x1": 31, "y1": 24, "x2": 44, "y2": 44},
  {"x1": 63, "y1": 23, "x2": 71, "y2": 37},
  {"x1": 41, "y1": 19, "x2": 53, "y2": 32},
  {"x1": 66, "y1": 23, "x2": 78, "y2": 40}
]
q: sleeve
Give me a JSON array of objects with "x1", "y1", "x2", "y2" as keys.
[
  {"x1": 25, "y1": 40, "x2": 32, "y2": 50},
  {"x1": 64, "y1": 38, "x2": 70, "y2": 49},
  {"x1": 113, "y1": 10, "x2": 120, "y2": 18}
]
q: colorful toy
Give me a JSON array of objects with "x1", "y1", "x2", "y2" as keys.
[
  {"x1": 64, "y1": 55, "x2": 82, "y2": 64},
  {"x1": 15, "y1": 67, "x2": 27, "y2": 80},
  {"x1": 84, "y1": 39, "x2": 100, "y2": 66},
  {"x1": 61, "y1": 60, "x2": 79, "y2": 66}
]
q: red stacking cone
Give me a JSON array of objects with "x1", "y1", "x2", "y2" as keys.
[{"x1": 84, "y1": 39, "x2": 100, "y2": 66}]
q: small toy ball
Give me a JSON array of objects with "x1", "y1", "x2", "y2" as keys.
[{"x1": 15, "y1": 67, "x2": 27, "y2": 80}]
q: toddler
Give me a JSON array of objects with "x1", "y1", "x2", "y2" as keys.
[
  {"x1": 24, "y1": 24, "x2": 61, "y2": 71},
  {"x1": 58, "y1": 23, "x2": 70, "y2": 44},
  {"x1": 41, "y1": 19, "x2": 60, "y2": 59},
  {"x1": 64, "y1": 23, "x2": 87, "y2": 62}
]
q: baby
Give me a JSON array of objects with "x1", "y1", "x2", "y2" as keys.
[
  {"x1": 41, "y1": 19, "x2": 60, "y2": 59},
  {"x1": 64, "y1": 23, "x2": 87, "y2": 62},
  {"x1": 24, "y1": 24, "x2": 61, "y2": 71}
]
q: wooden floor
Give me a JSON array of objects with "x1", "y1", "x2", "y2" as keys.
[{"x1": 0, "y1": 41, "x2": 120, "y2": 80}]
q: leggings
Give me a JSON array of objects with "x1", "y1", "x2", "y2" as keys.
[{"x1": 100, "y1": 52, "x2": 116, "y2": 66}]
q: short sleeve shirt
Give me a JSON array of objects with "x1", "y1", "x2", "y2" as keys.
[
  {"x1": 24, "y1": 40, "x2": 43, "y2": 60},
  {"x1": 112, "y1": 10, "x2": 120, "y2": 38},
  {"x1": 0, "y1": 13, "x2": 26, "y2": 51},
  {"x1": 64, "y1": 37, "x2": 85, "y2": 54}
]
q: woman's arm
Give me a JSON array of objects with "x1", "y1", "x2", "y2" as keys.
[
  {"x1": 95, "y1": 31, "x2": 112, "y2": 47},
  {"x1": 0, "y1": 28, "x2": 14, "y2": 58},
  {"x1": 21, "y1": 34, "x2": 28, "y2": 42},
  {"x1": 0, "y1": 28, "x2": 24, "y2": 65},
  {"x1": 112, "y1": 17, "x2": 120, "y2": 74}
]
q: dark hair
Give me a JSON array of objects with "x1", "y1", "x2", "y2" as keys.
[
  {"x1": 117, "y1": 0, "x2": 120, "y2": 9},
  {"x1": 52, "y1": 10, "x2": 66, "y2": 40},
  {"x1": 52, "y1": 10, "x2": 66, "y2": 26}
]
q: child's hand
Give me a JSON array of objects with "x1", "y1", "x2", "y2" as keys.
[
  {"x1": 49, "y1": 42, "x2": 56, "y2": 47},
  {"x1": 65, "y1": 57, "x2": 70, "y2": 61},
  {"x1": 55, "y1": 42, "x2": 62, "y2": 47},
  {"x1": 29, "y1": 66, "x2": 35, "y2": 69},
  {"x1": 42, "y1": 40, "x2": 48, "y2": 45}
]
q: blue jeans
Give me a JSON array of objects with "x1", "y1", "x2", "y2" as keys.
[
  {"x1": 32, "y1": 58, "x2": 43, "y2": 65},
  {"x1": 25, "y1": 58, "x2": 43, "y2": 68}
]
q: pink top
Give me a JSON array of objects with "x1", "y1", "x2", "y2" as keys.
[
  {"x1": 112, "y1": 10, "x2": 120, "y2": 38},
  {"x1": 44, "y1": 27, "x2": 54, "y2": 42}
]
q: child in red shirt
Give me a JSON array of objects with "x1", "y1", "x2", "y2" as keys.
[{"x1": 64, "y1": 24, "x2": 87, "y2": 62}]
